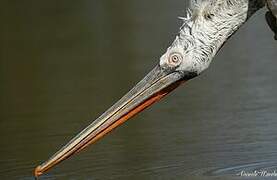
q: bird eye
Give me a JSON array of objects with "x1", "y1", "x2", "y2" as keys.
[{"x1": 168, "y1": 52, "x2": 183, "y2": 67}]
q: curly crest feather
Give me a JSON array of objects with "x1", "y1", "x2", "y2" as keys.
[{"x1": 160, "y1": 0, "x2": 264, "y2": 74}]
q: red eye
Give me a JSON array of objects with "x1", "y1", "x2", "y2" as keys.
[{"x1": 168, "y1": 52, "x2": 182, "y2": 67}]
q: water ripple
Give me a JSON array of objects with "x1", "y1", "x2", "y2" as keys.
[{"x1": 204, "y1": 161, "x2": 277, "y2": 177}]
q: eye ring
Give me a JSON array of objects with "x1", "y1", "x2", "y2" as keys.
[{"x1": 168, "y1": 52, "x2": 183, "y2": 67}]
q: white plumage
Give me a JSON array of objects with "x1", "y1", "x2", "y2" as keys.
[{"x1": 159, "y1": 0, "x2": 264, "y2": 75}]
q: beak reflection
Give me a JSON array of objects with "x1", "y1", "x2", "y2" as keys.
[{"x1": 34, "y1": 65, "x2": 189, "y2": 177}]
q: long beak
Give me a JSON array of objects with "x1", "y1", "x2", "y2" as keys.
[{"x1": 34, "y1": 65, "x2": 188, "y2": 177}]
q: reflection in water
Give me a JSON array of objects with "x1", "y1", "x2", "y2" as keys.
[{"x1": 1, "y1": 0, "x2": 277, "y2": 179}]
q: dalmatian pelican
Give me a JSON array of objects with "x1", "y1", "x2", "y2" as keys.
[{"x1": 34, "y1": 0, "x2": 276, "y2": 177}]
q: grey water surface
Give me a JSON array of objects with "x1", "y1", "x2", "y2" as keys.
[{"x1": 1, "y1": 1, "x2": 277, "y2": 180}]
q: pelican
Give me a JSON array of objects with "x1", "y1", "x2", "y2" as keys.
[{"x1": 34, "y1": 0, "x2": 275, "y2": 177}]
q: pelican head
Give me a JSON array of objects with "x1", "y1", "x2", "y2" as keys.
[{"x1": 34, "y1": 0, "x2": 264, "y2": 177}]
